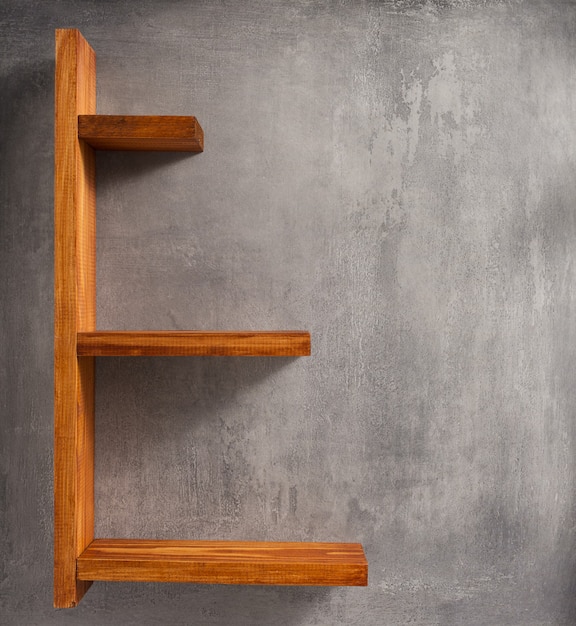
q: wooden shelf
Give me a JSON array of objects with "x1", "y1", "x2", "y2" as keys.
[
  {"x1": 54, "y1": 28, "x2": 366, "y2": 608},
  {"x1": 78, "y1": 539, "x2": 368, "y2": 586},
  {"x1": 77, "y1": 331, "x2": 311, "y2": 357},
  {"x1": 78, "y1": 115, "x2": 204, "y2": 151}
]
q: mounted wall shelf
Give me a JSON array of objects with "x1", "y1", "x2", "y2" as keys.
[
  {"x1": 78, "y1": 115, "x2": 204, "y2": 151},
  {"x1": 77, "y1": 331, "x2": 311, "y2": 357},
  {"x1": 54, "y1": 28, "x2": 367, "y2": 608}
]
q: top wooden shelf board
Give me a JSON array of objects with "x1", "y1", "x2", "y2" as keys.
[{"x1": 78, "y1": 115, "x2": 204, "y2": 151}]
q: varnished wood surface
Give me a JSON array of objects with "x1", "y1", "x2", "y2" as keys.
[
  {"x1": 54, "y1": 28, "x2": 96, "y2": 608},
  {"x1": 77, "y1": 331, "x2": 311, "y2": 356},
  {"x1": 78, "y1": 539, "x2": 368, "y2": 586},
  {"x1": 54, "y1": 28, "x2": 361, "y2": 605},
  {"x1": 78, "y1": 115, "x2": 204, "y2": 151}
]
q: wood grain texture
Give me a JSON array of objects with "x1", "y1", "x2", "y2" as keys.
[
  {"x1": 77, "y1": 331, "x2": 311, "y2": 356},
  {"x1": 77, "y1": 539, "x2": 368, "y2": 586},
  {"x1": 54, "y1": 28, "x2": 96, "y2": 608},
  {"x1": 78, "y1": 115, "x2": 204, "y2": 151},
  {"x1": 53, "y1": 28, "x2": 355, "y2": 605}
]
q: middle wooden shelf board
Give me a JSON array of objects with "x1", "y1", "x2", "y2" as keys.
[{"x1": 76, "y1": 330, "x2": 311, "y2": 357}]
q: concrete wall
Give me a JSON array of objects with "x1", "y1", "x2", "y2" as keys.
[{"x1": 2, "y1": 1, "x2": 576, "y2": 623}]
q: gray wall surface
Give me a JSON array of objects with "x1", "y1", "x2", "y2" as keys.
[{"x1": 2, "y1": 0, "x2": 576, "y2": 624}]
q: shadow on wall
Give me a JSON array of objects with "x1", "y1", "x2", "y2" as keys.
[
  {"x1": 0, "y1": 53, "x2": 56, "y2": 610},
  {"x1": 95, "y1": 148, "x2": 198, "y2": 184},
  {"x1": 81, "y1": 581, "x2": 336, "y2": 625},
  {"x1": 0, "y1": 56, "x2": 55, "y2": 295},
  {"x1": 94, "y1": 356, "x2": 302, "y2": 537}
]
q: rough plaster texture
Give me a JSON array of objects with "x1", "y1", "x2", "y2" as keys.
[{"x1": 2, "y1": 0, "x2": 576, "y2": 624}]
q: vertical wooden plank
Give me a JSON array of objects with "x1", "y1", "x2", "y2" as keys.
[{"x1": 54, "y1": 28, "x2": 96, "y2": 608}]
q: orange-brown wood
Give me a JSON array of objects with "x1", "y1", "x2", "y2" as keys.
[
  {"x1": 77, "y1": 539, "x2": 368, "y2": 586},
  {"x1": 54, "y1": 28, "x2": 363, "y2": 606},
  {"x1": 76, "y1": 331, "x2": 311, "y2": 356},
  {"x1": 54, "y1": 28, "x2": 96, "y2": 608},
  {"x1": 78, "y1": 115, "x2": 204, "y2": 151}
]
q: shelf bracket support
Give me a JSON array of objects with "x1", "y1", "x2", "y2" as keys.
[{"x1": 54, "y1": 28, "x2": 96, "y2": 608}]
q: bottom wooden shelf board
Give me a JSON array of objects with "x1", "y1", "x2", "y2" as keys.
[{"x1": 77, "y1": 539, "x2": 368, "y2": 586}]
